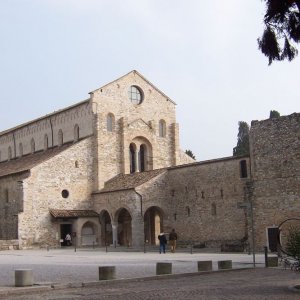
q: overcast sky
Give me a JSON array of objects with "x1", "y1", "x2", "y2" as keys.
[{"x1": 1, "y1": 0, "x2": 299, "y2": 161}]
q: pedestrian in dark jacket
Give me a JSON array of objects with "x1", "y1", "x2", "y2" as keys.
[{"x1": 158, "y1": 233, "x2": 167, "y2": 254}]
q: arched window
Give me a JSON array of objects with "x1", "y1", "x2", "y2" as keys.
[
  {"x1": 30, "y1": 139, "x2": 35, "y2": 154},
  {"x1": 139, "y1": 144, "x2": 147, "y2": 172},
  {"x1": 106, "y1": 113, "x2": 115, "y2": 132},
  {"x1": 44, "y1": 134, "x2": 49, "y2": 150},
  {"x1": 129, "y1": 143, "x2": 137, "y2": 174},
  {"x1": 240, "y1": 160, "x2": 248, "y2": 178},
  {"x1": 19, "y1": 143, "x2": 23, "y2": 157},
  {"x1": 8, "y1": 146, "x2": 12, "y2": 160},
  {"x1": 159, "y1": 120, "x2": 166, "y2": 137},
  {"x1": 186, "y1": 206, "x2": 191, "y2": 217},
  {"x1": 58, "y1": 129, "x2": 63, "y2": 146},
  {"x1": 74, "y1": 124, "x2": 79, "y2": 141},
  {"x1": 211, "y1": 203, "x2": 217, "y2": 216}
]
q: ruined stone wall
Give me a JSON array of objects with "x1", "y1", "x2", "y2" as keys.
[
  {"x1": 249, "y1": 113, "x2": 300, "y2": 250},
  {"x1": 0, "y1": 101, "x2": 93, "y2": 162},
  {"x1": 18, "y1": 138, "x2": 95, "y2": 248}
]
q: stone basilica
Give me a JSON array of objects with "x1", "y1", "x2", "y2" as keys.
[{"x1": 0, "y1": 70, "x2": 299, "y2": 251}]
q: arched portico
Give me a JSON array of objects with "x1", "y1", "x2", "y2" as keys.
[
  {"x1": 80, "y1": 221, "x2": 97, "y2": 246},
  {"x1": 144, "y1": 206, "x2": 165, "y2": 245},
  {"x1": 99, "y1": 210, "x2": 112, "y2": 246},
  {"x1": 115, "y1": 208, "x2": 132, "y2": 246},
  {"x1": 129, "y1": 137, "x2": 153, "y2": 173}
]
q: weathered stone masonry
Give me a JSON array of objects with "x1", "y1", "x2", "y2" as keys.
[{"x1": 0, "y1": 70, "x2": 299, "y2": 251}]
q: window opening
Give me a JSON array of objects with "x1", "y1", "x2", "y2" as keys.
[
  {"x1": 240, "y1": 160, "x2": 248, "y2": 178},
  {"x1": 139, "y1": 144, "x2": 146, "y2": 172},
  {"x1": 74, "y1": 124, "x2": 79, "y2": 141},
  {"x1": 106, "y1": 114, "x2": 114, "y2": 132},
  {"x1": 130, "y1": 143, "x2": 136, "y2": 174},
  {"x1": 58, "y1": 130, "x2": 63, "y2": 146},
  {"x1": 159, "y1": 120, "x2": 166, "y2": 137}
]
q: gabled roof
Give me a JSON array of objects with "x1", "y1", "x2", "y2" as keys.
[
  {"x1": 49, "y1": 209, "x2": 99, "y2": 219},
  {"x1": 0, "y1": 142, "x2": 75, "y2": 178},
  {"x1": 89, "y1": 70, "x2": 176, "y2": 105},
  {"x1": 95, "y1": 168, "x2": 167, "y2": 194}
]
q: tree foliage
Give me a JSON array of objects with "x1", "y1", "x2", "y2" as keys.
[
  {"x1": 185, "y1": 149, "x2": 196, "y2": 160},
  {"x1": 269, "y1": 110, "x2": 281, "y2": 118},
  {"x1": 233, "y1": 121, "x2": 250, "y2": 156},
  {"x1": 286, "y1": 226, "x2": 300, "y2": 261},
  {"x1": 258, "y1": 0, "x2": 300, "y2": 64}
]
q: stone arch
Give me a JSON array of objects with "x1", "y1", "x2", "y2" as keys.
[
  {"x1": 99, "y1": 210, "x2": 112, "y2": 246},
  {"x1": 30, "y1": 138, "x2": 35, "y2": 154},
  {"x1": 8, "y1": 146, "x2": 12, "y2": 160},
  {"x1": 19, "y1": 143, "x2": 23, "y2": 157},
  {"x1": 44, "y1": 134, "x2": 49, "y2": 150},
  {"x1": 74, "y1": 124, "x2": 80, "y2": 142},
  {"x1": 80, "y1": 221, "x2": 97, "y2": 246},
  {"x1": 144, "y1": 206, "x2": 165, "y2": 245},
  {"x1": 58, "y1": 129, "x2": 63, "y2": 146},
  {"x1": 106, "y1": 113, "x2": 115, "y2": 132},
  {"x1": 159, "y1": 119, "x2": 166, "y2": 137},
  {"x1": 130, "y1": 136, "x2": 153, "y2": 172},
  {"x1": 115, "y1": 207, "x2": 132, "y2": 246}
]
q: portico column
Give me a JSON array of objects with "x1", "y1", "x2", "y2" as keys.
[
  {"x1": 112, "y1": 222, "x2": 118, "y2": 246},
  {"x1": 135, "y1": 149, "x2": 139, "y2": 172}
]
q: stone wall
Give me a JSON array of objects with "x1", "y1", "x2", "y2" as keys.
[
  {"x1": 164, "y1": 157, "x2": 250, "y2": 246},
  {"x1": 0, "y1": 100, "x2": 93, "y2": 162},
  {"x1": 18, "y1": 138, "x2": 95, "y2": 248},
  {"x1": 0, "y1": 172, "x2": 28, "y2": 241},
  {"x1": 91, "y1": 71, "x2": 181, "y2": 189},
  {"x1": 249, "y1": 113, "x2": 300, "y2": 250}
]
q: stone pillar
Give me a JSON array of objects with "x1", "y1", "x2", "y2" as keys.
[
  {"x1": 112, "y1": 222, "x2": 118, "y2": 247},
  {"x1": 131, "y1": 215, "x2": 144, "y2": 247},
  {"x1": 218, "y1": 260, "x2": 232, "y2": 270},
  {"x1": 99, "y1": 266, "x2": 116, "y2": 280},
  {"x1": 197, "y1": 261, "x2": 213, "y2": 272},
  {"x1": 156, "y1": 262, "x2": 172, "y2": 275},
  {"x1": 15, "y1": 269, "x2": 34, "y2": 287}
]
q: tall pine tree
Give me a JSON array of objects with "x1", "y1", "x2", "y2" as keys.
[{"x1": 233, "y1": 121, "x2": 250, "y2": 156}]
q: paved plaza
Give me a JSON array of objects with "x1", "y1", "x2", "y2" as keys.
[{"x1": 0, "y1": 248, "x2": 299, "y2": 299}]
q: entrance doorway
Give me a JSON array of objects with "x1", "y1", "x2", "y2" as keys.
[
  {"x1": 144, "y1": 206, "x2": 164, "y2": 245},
  {"x1": 267, "y1": 227, "x2": 279, "y2": 252},
  {"x1": 60, "y1": 224, "x2": 72, "y2": 246}
]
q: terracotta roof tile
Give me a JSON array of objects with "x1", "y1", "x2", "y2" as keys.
[
  {"x1": 97, "y1": 168, "x2": 167, "y2": 193},
  {"x1": 0, "y1": 143, "x2": 74, "y2": 178},
  {"x1": 49, "y1": 209, "x2": 99, "y2": 218}
]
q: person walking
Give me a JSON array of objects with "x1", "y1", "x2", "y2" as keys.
[
  {"x1": 65, "y1": 233, "x2": 72, "y2": 246},
  {"x1": 169, "y1": 229, "x2": 178, "y2": 253},
  {"x1": 158, "y1": 232, "x2": 167, "y2": 254}
]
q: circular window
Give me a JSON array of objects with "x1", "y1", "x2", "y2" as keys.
[
  {"x1": 128, "y1": 86, "x2": 143, "y2": 105},
  {"x1": 61, "y1": 190, "x2": 69, "y2": 198}
]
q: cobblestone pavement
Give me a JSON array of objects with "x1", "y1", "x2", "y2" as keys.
[{"x1": 2, "y1": 268, "x2": 300, "y2": 300}]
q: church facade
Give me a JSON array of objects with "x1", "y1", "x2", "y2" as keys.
[{"x1": 0, "y1": 70, "x2": 299, "y2": 251}]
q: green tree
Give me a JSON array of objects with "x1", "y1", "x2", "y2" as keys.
[
  {"x1": 233, "y1": 121, "x2": 250, "y2": 156},
  {"x1": 269, "y1": 110, "x2": 281, "y2": 118},
  {"x1": 286, "y1": 226, "x2": 300, "y2": 261},
  {"x1": 185, "y1": 149, "x2": 196, "y2": 160},
  {"x1": 258, "y1": 0, "x2": 300, "y2": 64}
]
